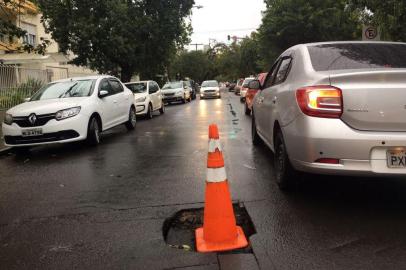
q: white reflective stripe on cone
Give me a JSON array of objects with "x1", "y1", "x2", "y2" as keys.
[
  {"x1": 208, "y1": 139, "x2": 222, "y2": 153},
  {"x1": 207, "y1": 167, "x2": 227, "y2": 183}
]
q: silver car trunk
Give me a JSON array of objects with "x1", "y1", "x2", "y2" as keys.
[{"x1": 329, "y1": 69, "x2": 406, "y2": 132}]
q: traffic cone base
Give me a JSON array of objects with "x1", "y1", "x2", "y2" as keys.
[{"x1": 195, "y1": 226, "x2": 248, "y2": 253}]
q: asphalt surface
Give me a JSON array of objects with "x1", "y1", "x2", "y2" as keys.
[{"x1": 1, "y1": 89, "x2": 406, "y2": 269}]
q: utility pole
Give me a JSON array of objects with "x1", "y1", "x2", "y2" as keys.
[{"x1": 190, "y1": 43, "x2": 203, "y2": 51}]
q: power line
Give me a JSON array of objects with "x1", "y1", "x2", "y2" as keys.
[{"x1": 193, "y1": 27, "x2": 257, "y2": 34}]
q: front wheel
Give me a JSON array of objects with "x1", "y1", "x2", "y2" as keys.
[
  {"x1": 159, "y1": 102, "x2": 165, "y2": 114},
  {"x1": 274, "y1": 130, "x2": 297, "y2": 191},
  {"x1": 146, "y1": 103, "x2": 153, "y2": 119},
  {"x1": 251, "y1": 113, "x2": 262, "y2": 146},
  {"x1": 125, "y1": 107, "x2": 136, "y2": 130},
  {"x1": 86, "y1": 117, "x2": 101, "y2": 146}
]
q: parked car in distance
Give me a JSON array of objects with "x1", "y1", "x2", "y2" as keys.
[
  {"x1": 251, "y1": 41, "x2": 406, "y2": 190},
  {"x1": 161, "y1": 81, "x2": 192, "y2": 104},
  {"x1": 245, "y1": 73, "x2": 267, "y2": 115},
  {"x1": 240, "y1": 77, "x2": 255, "y2": 102},
  {"x1": 2, "y1": 75, "x2": 136, "y2": 149},
  {"x1": 229, "y1": 82, "x2": 236, "y2": 91},
  {"x1": 234, "y1": 79, "x2": 244, "y2": 95},
  {"x1": 125, "y1": 80, "x2": 164, "y2": 119},
  {"x1": 200, "y1": 80, "x2": 221, "y2": 99}
]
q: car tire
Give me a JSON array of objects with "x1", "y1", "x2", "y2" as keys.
[
  {"x1": 159, "y1": 102, "x2": 165, "y2": 114},
  {"x1": 274, "y1": 130, "x2": 297, "y2": 191},
  {"x1": 245, "y1": 102, "x2": 251, "y2": 115},
  {"x1": 182, "y1": 96, "x2": 186, "y2": 104},
  {"x1": 86, "y1": 116, "x2": 101, "y2": 146},
  {"x1": 146, "y1": 103, "x2": 153, "y2": 119},
  {"x1": 125, "y1": 107, "x2": 136, "y2": 130},
  {"x1": 251, "y1": 113, "x2": 262, "y2": 146}
]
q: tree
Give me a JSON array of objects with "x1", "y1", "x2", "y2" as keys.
[
  {"x1": 350, "y1": 0, "x2": 406, "y2": 41},
  {"x1": 258, "y1": 0, "x2": 361, "y2": 69},
  {"x1": 169, "y1": 50, "x2": 213, "y2": 83},
  {"x1": 37, "y1": 0, "x2": 194, "y2": 82}
]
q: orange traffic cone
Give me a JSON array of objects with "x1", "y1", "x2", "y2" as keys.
[{"x1": 195, "y1": 124, "x2": 248, "y2": 253}]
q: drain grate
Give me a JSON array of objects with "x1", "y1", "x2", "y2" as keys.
[{"x1": 162, "y1": 202, "x2": 256, "y2": 253}]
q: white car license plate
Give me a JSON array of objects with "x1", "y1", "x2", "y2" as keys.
[
  {"x1": 22, "y1": 128, "x2": 43, "y2": 137},
  {"x1": 387, "y1": 149, "x2": 406, "y2": 168}
]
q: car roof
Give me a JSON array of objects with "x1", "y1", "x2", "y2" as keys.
[
  {"x1": 51, "y1": 75, "x2": 116, "y2": 83},
  {"x1": 124, "y1": 81, "x2": 151, "y2": 84},
  {"x1": 294, "y1": 40, "x2": 406, "y2": 50}
]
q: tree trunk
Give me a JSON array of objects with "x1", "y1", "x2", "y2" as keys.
[{"x1": 120, "y1": 68, "x2": 134, "y2": 83}]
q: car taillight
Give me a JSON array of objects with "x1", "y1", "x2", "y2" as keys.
[
  {"x1": 315, "y1": 158, "x2": 340, "y2": 164},
  {"x1": 296, "y1": 86, "x2": 343, "y2": 118}
]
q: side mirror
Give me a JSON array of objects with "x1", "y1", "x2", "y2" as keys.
[
  {"x1": 248, "y1": 80, "x2": 261, "y2": 90},
  {"x1": 99, "y1": 90, "x2": 109, "y2": 98},
  {"x1": 24, "y1": 98, "x2": 31, "y2": 102}
]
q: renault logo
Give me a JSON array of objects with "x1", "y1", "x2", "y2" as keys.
[{"x1": 28, "y1": 113, "x2": 37, "y2": 125}]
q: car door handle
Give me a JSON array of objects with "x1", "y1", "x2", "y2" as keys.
[{"x1": 113, "y1": 100, "x2": 118, "y2": 103}]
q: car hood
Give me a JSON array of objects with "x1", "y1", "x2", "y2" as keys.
[
  {"x1": 201, "y1": 87, "x2": 219, "y2": 92},
  {"x1": 133, "y1": 92, "x2": 148, "y2": 99},
  {"x1": 161, "y1": 88, "x2": 182, "y2": 94},
  {"x1": 7, "y1": 97, "x2": 88, "y2": 116}
]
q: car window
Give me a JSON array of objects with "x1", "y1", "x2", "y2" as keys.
[
  {"x1": 99, "y1": 79, "x2": 113, "y2": 95},
  {"x1": 149, "y1": 82, "x2": 159, "y2": 93},
  {"x1": 202, "y1": 81, "x2": 219, "y2": 87},
  {"x1": 31, "y1": 79, "x2": 95, "y2": 101},
  {"x1": 308, "y1": 43, "x2": 406, "y2": 71},
  {"x1": 163, "y1": 82, "x2": 182, "y2": 89},
  {"x1": 126, "y1": 82, "x2": 147, "y2": 93},
  {"x1": 273, "y1": 57, "x2": 292, "y2": 85},
  {"x1": 109, "y1": 79, "x2": 124, "y2": 94},
  {"x1": 263, "y1": 61, "x2": 280, "y2": 88}
]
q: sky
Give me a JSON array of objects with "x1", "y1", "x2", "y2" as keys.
[{"x1": 186, "y1": 0, "x2": 266, "y2": 50}]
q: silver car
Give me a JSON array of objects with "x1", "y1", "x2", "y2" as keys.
[{"x1": 250, "y1": 41, "x2": 406, "y2": 190}]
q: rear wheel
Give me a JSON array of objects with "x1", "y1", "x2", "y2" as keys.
[
  {"x1": 274, "y1": 130, "x2": 297, "y2": 191},
  {"x1": 86, "y1": 117, "x2": 101, "y2": 146},
  {"x1": 125, "y1": 107, "x2": 136, "y2": 130},
  {"x1": 159, "y1": 102, "x2": 165, "y2": 114},
  {"x1": 245, "y1": 102, "x2": 251, "y2": 115},
  {"x1": 146, "y1": 103, "x2": 153, "y2": 119}
]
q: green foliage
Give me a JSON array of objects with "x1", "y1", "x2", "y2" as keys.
[
  {"x1": 169, "y1": 50, "x2": 214, "y2": 83},
  {"x1": 0, "y1": 77, "x2": 44, "y2": 109},
  {"x1": 258, "y1": 0, "x2": 362, "y2": 69},
  {"x1": 350, "y1": 0, "x2": 406, "y2": 41},
  {"x1": 37, "y1": 0, "x2": 195, "y2": 82}
]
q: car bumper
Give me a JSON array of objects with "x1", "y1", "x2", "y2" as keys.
[
  {"x1": 163, "y1": 95, "x2": 183, "y2": 103},
  {"x1": 2, "y1": 114, "x2": 89, "y2": 147},
  {"x1": 284, "y1": 116, "x2": 406, "y2": 176},
  {"x1": 201, "y1": 92, "x2": 220, "y2": 98}
]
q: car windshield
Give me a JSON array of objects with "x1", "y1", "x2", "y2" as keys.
[
  {"x1": 243, "y1": 78, "x2": 254, "y2": 86},
  {"x1": 162, "y1": 82, "x2": 183, "y2": 89},
  {"x1": 308, "y1": 43, "x2": 406, "y2": 71},
  {"x1": 126, "y1": 82, "x2": 147, "y2": 93},
  {"x1": 237, "y1": 80, "x2": 244, "y2": 86},
  {"x1": 201, "y1": 81, "x2": 218, "y2": 87},
  {"x1": 30, "y1": 80, "x2": 95, "y2": 101}
]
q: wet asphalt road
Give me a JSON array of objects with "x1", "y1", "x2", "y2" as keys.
[{"x1": 1, "y1": 89, "x2": 406, "y2": 269}]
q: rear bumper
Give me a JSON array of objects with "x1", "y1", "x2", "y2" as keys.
[{"x1": 283, "y1": 116, "x2": 406, "y2": 176}]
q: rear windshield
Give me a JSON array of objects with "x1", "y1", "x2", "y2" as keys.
[{"x1": 307, "y1": 43, "x2": 406, "y2": 71}]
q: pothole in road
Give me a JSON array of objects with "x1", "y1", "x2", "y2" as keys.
[{"x1": 162, "y1": 203, "x2": 256, "y2": 253}]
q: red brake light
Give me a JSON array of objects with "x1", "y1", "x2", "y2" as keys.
[
  {"x1": 296, "y1": 86, "x2": 343, "y2": 118},
  {"x1": 315, "y1": 158, "x2": 340, "y2": 164}
]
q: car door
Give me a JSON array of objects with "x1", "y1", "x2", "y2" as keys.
[
  {"x1": 97, "y1": 79, "x2": 117, "y2": 129},
  {"x1": 264, "y1": 56, "x2": 293, "y2": 149},
  {"x1": 255, "y1": 60, "x2": 280, "y2": 143},
  {"x1": 148, "y1": 81, "x2": 160, "y2": 110},
  {"x1": 108, "y1": 78, "x2": 128, "y2": 124}
]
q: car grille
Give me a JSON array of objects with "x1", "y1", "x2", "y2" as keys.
[
  {"x1": 164, "y1": 93, "x2": 175, "y2": 97},
  {"x1": 13, "y1": 113, "x2": 56, "y2": 127},
  {"x1": 4, "y1": 130, "x2": 80, "y2": 145},
  {"x1": 204, "y1": 90, "x2": 216, "y2": 93}
]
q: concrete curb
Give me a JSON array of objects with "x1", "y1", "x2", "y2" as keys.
[{"x1": 0, "y1": 146, "x2": 12, "y2": 156}]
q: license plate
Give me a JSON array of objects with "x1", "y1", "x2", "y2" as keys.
[
  {"x1": 387, "y1": 149, "x2": 406, "y2": 168},
  {"x1": 22, "y1": 128, "x2": 43, "y2": 137}
]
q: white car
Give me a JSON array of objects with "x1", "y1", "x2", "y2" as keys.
[
  {"x1": 200, "y1": 80, "x2": 221, "y2": 99},
  {"x1": 125, "y1": 81, "x2": 164, "y2": 119},
  {"x1": 240, "y1": 77, "x2": 255, "y2": 102},
  {"x1": 2, "y1": 75, "x2": 136, "y2": 148},
  {"x1": 161, "y1": 81, "x2": 192, "y2": 104}
]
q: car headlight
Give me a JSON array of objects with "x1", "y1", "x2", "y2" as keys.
[
  {"x1": 4, "y1": 113, "x2": 13, "y2": 125},
  {"x1": 55, "y1": 106, "x2": 81, "y2": 121},
  {"x1": 136, "y1": 97, "x2": 147, "y2": 103}
]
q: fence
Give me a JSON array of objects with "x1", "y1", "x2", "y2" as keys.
[{"x1": 0, "y1": 65, "x2": 95, "y2": 110}]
